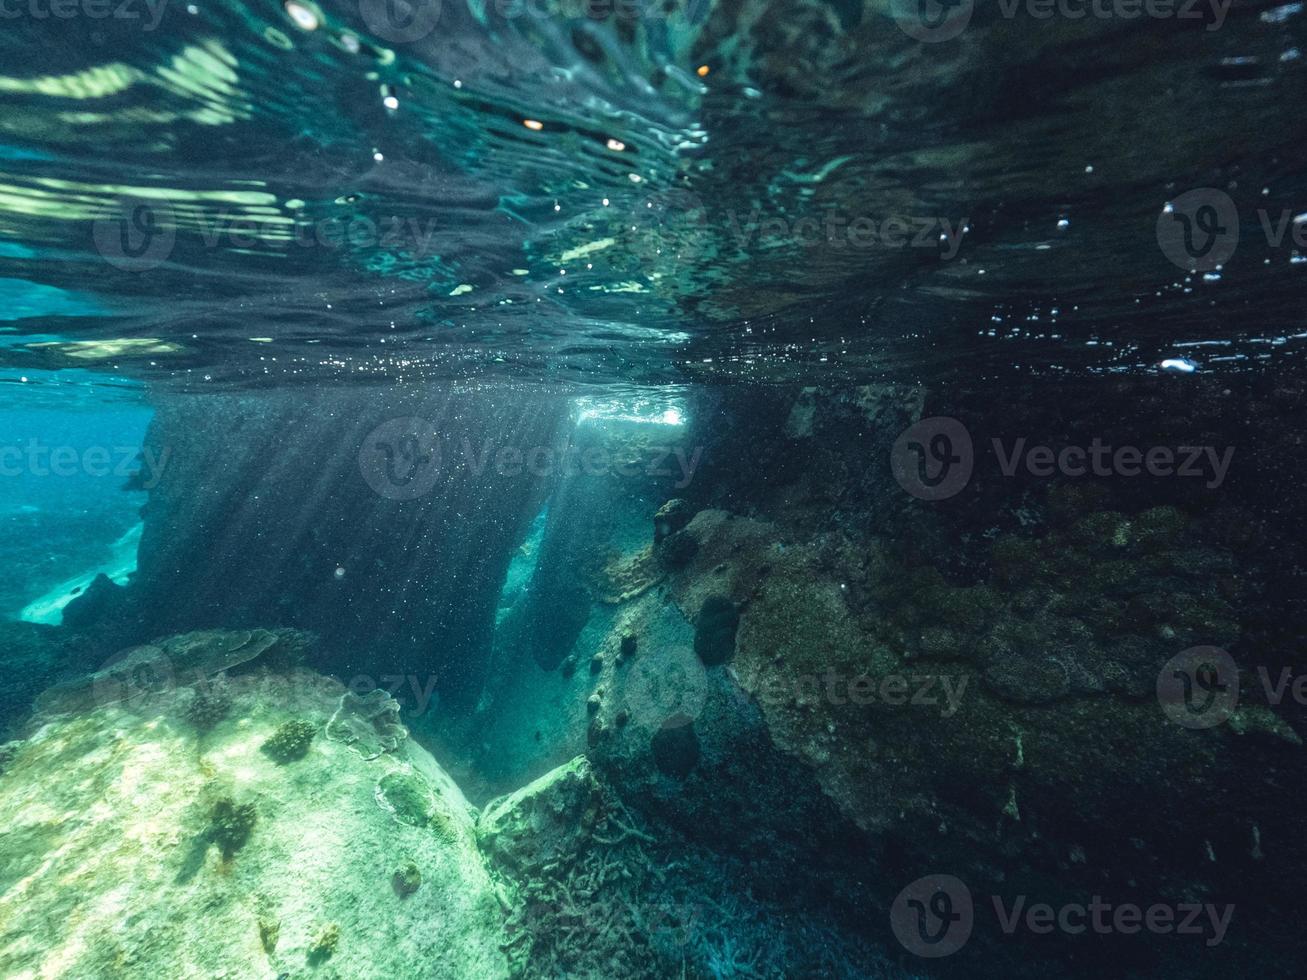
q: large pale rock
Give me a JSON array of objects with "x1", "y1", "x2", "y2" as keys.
[{"x1": 0, "y1": 646, "x2": 508, "y2": 980}]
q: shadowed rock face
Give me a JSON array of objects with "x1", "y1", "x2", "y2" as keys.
[{"x1": 76, "y1": 385, "x2": 569, "y2": 713}]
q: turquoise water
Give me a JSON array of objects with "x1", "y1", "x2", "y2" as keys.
[{"x1": 2, "y1": 2, "x2": 1307, "y2": 978}]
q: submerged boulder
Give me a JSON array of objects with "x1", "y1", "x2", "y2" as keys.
[
  {"x1": 476, "y1": 755, "x2": 607, "y2": 876},
  {"x1": 0, "y1": 642, "x2": 508, "y2": 979}
]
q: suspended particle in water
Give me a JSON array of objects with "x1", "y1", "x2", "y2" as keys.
[
  {"x1": 334, "y1": 566, "x2": 346, "y2": 580},
  {"x1": 284, "y1": 1, "x2": 320, "y2": 31}
]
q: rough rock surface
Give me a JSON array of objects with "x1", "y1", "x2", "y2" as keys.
[
  {"x1": 477, "y1": 756, "x2": 607, "y2": 876},
  {"x1": 0, "y1": 633, "x2": 508, "y2": 980}
]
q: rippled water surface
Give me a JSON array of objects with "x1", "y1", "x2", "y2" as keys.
[{"x1": 1, "y1": 0, "x2": 1305, "y2": 390}]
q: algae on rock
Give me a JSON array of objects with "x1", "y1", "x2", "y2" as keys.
[{"x1": 0, "y1": 635, "x2": 509, "y2": 980}]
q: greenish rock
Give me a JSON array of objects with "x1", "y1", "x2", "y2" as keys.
[
  {"x1": 1228, "y1": 706, "x2": 1303, "y2": 744},
  {"x1": 477, "y1": 756, "x2": 606, "y2": 875},
  {"x1": 1071, "y1": 510, "x2": 1132, "y2": 551},
  {"x1": 0, "y1": 741, "x2": 19, "y2": 776},
  {"x1": 1132, "y1": 505, "x2": 1189, "y2": 550},
  {"x1": 653, "y1": 498, "x2": 695, "y2": 542},
  {"x1": 0, "y1": 647, "x2": 509, "y2": 979},
  {"x1": 258, "y1": 911, "x2": 280, "y2": 953},
  {"x1": 658, "y1": 529, "x2": 699, "y2": 567}
]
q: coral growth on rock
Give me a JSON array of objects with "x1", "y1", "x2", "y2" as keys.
[{"x1": 261, "y1": 718, "x2": 317, "y2": 763}]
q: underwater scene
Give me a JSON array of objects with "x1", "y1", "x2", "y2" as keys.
[{"x1": 2, "y1": 0, "x2": 1307, "y2": 977}]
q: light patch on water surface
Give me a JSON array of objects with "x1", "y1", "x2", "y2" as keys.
[
  {"x1": 557, "y1": 237, "x2": 615, "y2": 264},
  {"x1": 27, "y1": 338, "x2": 183, "y2": 361},
  {"x1": 576, "y1": 394, "x2": 687, "y2": 426}
]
